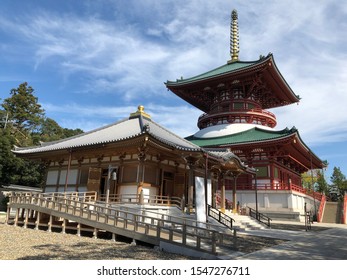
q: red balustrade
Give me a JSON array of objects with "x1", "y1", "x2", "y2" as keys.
[{"x1": 317, "y1": 195, "x2": 326, "y2": 222}]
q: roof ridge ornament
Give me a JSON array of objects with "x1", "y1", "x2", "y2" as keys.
[
  {"x1": 129, "y1": 105, "x2": 151, "y2": 120},
  {"x1": 228, "y1": 9, "x2": 239, "y2": 64}
]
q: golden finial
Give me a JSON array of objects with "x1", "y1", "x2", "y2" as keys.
[
  {"x1": 129, "y1": 105, "x2": 151, "y2": 120},
  {"x1": 228, "y1": 9, "x2": 239, "y2": 63}
]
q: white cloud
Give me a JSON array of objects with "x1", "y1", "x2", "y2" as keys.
[
  {"x1": 43, "y1": 102, "x2": 202, "y2": 137},
  {"x1": 1, "y1": 0, "x2": 347, "y2": 149}
]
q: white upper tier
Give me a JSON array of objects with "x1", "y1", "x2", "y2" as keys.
[{"x1": 193, "y1": 123, "x2": 274, "y2": 138}]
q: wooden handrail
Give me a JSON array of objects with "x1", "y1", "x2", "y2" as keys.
[{"x1": 98, "y1": 194, "x2": 182, "y2": 208}]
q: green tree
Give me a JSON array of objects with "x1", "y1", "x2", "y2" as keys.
[
  {"x1": 2, "y1": 82, "x2": 45, "y2": 133},
  {"x1": 316, "y1": 170, "x2": 328, "y2": 195},
  {"x1": 330, "y1": 167, "x2": 347, "y2": 200},
  {"x1": 1, "y1": 82, "x2": 83, "y2": 189},
  {"x1": 0, "y1": 128, "x2": 45, "y2": 187}
]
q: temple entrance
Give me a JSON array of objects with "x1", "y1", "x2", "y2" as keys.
[
  {"x1": 162, "y1": 171, "x2": 174, "y2": 197},
  {"x1": 161, "y1": 171, "x2": 185, "y2": 198}
]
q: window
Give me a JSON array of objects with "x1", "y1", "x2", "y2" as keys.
[
  {"x1": 233, "y1": 102, "x2": 243, "y2": 109},
  {"x1": 256, "y1": 166, "x2": 268, "y2": 177}
]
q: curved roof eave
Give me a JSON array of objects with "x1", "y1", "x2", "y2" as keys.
[{"x1": 165, "y1": 57, "x2": 267, "y2": 87}]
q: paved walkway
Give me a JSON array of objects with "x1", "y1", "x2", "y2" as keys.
[{"x1": 235, "y1": 221, "x2": 347, "y2": 260}]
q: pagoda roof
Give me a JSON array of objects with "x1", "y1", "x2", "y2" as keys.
[
  {"x1": 186, "y1": 126, "x2": 326, "y2": 170},
  {"x1": 165, "y1": 54, "x2": 300, "y2": 112},
  {"x1": 186, "y1": 126, "x2": 297, "y2": 147}
]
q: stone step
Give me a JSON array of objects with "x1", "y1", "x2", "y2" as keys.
[{"x1": 223, "y1": 211, "x2": 267, "y2": 231}]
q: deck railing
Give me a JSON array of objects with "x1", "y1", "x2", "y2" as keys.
[
  {"x1": 236, "y1": 183, "x2": 323, "y2": 201},
  {"x1": 317, "y1": 195, "x2": 326, "y2": 222},
  {"x1": 7, "y1": 192, "x2": 237, "y2": 256},
  {"x1": 98, "y1": 194, "x2": 182, "y2": 208},
  {"x1": 343, "y1": 194, "x2": 347, "y2": 224}
]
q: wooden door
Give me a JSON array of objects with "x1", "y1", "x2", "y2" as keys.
[{"x1": 87, "y1": 167, "x2": 102, "y2": 193}]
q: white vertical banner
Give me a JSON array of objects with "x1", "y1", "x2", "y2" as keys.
[
  {"x1": 195, "y1": 176, "x2": 206, "y2": 227},
  {"x1": 207, "y1": 179, "x2": 212, "y2": 206}
]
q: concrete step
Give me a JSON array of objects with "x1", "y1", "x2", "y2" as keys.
[
  {"x1": 224, "y1": 211, "x2": 267, "y2": 231},
  {"x1": 322, "y1": 202, "x2": 340, "y2": 223}
]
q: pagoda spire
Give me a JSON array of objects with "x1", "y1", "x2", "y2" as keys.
[{"x1": 229, "y1": 9, "x2": 239, "y2": 63}]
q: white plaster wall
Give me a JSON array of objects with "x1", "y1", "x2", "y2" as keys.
[
  {"x1": 141, "y1": 186, "x2": 158, "y2": 203},
  {"x1": 119, "y1": 185, "x2": 137, "y2": 202},
  {"x1": 227, "y1": 190, "x2": 319, "y2": 215}
]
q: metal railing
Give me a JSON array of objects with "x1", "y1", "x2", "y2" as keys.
[
  {"x1": 207, "y1": 204, "x2": 234, "y2": 229},
  {"x1": 247, "y1": 207, "x2": 271, "y2": 227},
  {"x1": 7, "y1": 192, "x2": 237, "y2": 256}
]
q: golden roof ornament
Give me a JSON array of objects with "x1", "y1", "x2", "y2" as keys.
[
  {"x1": 129, "y1": 105, "x2": 151, "y2": 120},
  {"x1": 228, "y1": 9, "x2": 240, "y2": 63}
]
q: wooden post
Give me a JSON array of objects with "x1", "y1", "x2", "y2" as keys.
[
  {"x1": 221, "y1": 176, "x2": 226, "y2": 213},
  {"x1": 187, "y1": 160, "x2": 195, "y2": 213},
  {"x1": 34, "y1": 212, "x2": 40, "y2": 230},
  {"x1": 14, "y1": 208, "x2": 19, "y2": 227},
  {"x1": 5, "y1": 206, "x2": 11, "y2": 224},
  {"x1": 232, "y1": 174, "x2": 238, "y2": 214},
  {"x1": 77, "y1": 223, "x2": 81, "y2": 236},
  {"x1": 24, "y1": 208, "x2": 29, "y2": 228},
  {"x1": 48, "y1": 215, "x2": 52, "y2": 232},
  {"x1": 62, "y1": 219, "x2": 66, "y2": 234}
]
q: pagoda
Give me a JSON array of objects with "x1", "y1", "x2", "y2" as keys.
[{"x1": 166, "y1": 10, "x2": 326, "y2": 219}]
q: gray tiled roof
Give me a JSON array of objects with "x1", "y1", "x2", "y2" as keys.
[
  {"x1": 13, "y1": 115, "x2": 202, "y2": 154},
  {"x1": 13, "y1": 112, "x2": 251, "y2": 172}
]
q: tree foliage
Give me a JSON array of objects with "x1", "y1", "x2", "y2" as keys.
[
  {"x1": 329, "y1": 167, "x2": 347, "y2": 200},
  {"x1": 2, "y1": 82, "x2": 44, "y2": 132},
  {"x1": 0, "y1": 82, "x2": 83, "y2": 188}
]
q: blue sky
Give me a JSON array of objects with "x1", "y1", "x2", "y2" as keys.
[{"x1": 1, "y1": 0, "x2": 346, "y2": 182}]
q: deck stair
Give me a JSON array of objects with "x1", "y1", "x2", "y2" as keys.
[{"x1": 5, "y1": 191, "x2": 243, "y2": 259}]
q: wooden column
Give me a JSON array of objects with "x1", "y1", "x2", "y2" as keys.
[
  {"x1": 211, "y1": 170, "x2": 218, "y2": 208},
  {"x1": 221, "y1": 174, "x2": 226, "y2": 213},
  {"x1": 232, "y1": 174, "x2": 239, "y2": 213},
  {"x1": 187, "y1": 159, "x2": 195, "y2": 213},
  {"x1": 137, "y1": 146, "x2": 147, "y2": 196}
]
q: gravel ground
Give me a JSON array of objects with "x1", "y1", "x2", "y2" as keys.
[{"x1": 0, "y1": 213, "x2": 285, "y2": 260}]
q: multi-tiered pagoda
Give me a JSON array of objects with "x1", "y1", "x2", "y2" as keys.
[{"x1": 166, "y1": 10, "x2": 326, "y2": 219}]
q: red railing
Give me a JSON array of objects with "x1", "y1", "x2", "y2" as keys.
[
  {"x1": 317, "y1": 195, "x2": 326, "y2": 222},
  {"x1": 235, "y1": 183, "x2": 323, "y2": 201},
  {"x1": 343, "y1": 194, "x2": 347, "y2": 224}
]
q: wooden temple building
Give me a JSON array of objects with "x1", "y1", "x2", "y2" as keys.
[
  {"x1": 12, "y1": 105, "x2": 254, "y2": 223},
  {"x1": 166, "y1": 10, "x2": 326, "y2": 220}
]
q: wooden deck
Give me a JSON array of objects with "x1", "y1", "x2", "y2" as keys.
[{"x1": 5, "y1": 192, "x2": 237, "y2": 258}]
